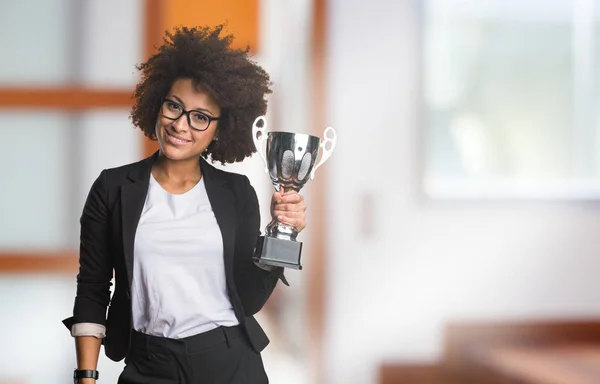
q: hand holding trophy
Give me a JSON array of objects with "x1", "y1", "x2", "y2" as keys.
[{"x1": 252, "y1": 116, "x2": 337, "y2": 270}]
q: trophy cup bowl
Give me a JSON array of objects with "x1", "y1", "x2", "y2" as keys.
[{"x1": 252, "y1": 116, "x2": 336, "y2": 269}]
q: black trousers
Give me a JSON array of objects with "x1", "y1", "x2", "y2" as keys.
[{"x1": 117, "y1": 326, "x2": 269, "y2": 384}]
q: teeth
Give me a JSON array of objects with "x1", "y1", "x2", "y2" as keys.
[{"x1": 168, "y1": 132, "x2": 189, "y2": 143}]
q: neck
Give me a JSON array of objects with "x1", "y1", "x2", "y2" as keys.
[{"x1": 153, "y1": 151, "x2": 202, "y2": 182}]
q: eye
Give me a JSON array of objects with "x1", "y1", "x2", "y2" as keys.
[
  {"x1": 191, "y1": 112, "x2": 209, "y2": 123},
  {"x1": 167, "y1": 101, "x2": 181, "y2": 111}
]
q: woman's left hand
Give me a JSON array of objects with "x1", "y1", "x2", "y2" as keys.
[{"x1": 271, "y1": 189, "x2": 307, "y2": 233}]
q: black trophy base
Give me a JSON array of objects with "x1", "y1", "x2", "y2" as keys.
[{"x1": 254, "y1": 236, "x2": 303, "y2": 270}]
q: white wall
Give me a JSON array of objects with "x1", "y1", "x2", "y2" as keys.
[{"x1": 323, "y1": 1, "x2": 600, "y2": 383}]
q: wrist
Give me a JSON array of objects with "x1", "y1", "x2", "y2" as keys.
[
  {"x1": 254, "y1": 261, "x2": 276, "y2": 271},
  {"x1": 76, "y1": 379, "x2": 96, "y2": 384},
  {"x1": 74, "y1": 369, "x2": 99, "y2": 383}
]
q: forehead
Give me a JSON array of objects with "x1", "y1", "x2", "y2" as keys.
[{"x1": 168, "y1": 78, "x2": 220, "y2": 112}]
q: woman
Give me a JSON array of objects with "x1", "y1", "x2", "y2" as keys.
[{"x1": 63, "y1": 25, "x2": 306, "y2": 384}]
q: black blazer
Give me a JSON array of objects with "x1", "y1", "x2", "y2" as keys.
[{"x1": 63, "y1": 152, "x2": 287, "y2": 362}]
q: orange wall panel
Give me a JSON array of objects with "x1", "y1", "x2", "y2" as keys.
[{"x1": 164, "y1": 0, "x2": 260, "y2": 52}]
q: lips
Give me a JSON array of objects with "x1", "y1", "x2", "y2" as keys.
[{"x1": 164, "y1": 127, "x2": 192, "y2": 145}]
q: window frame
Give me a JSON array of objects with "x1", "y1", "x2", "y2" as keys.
[{"x1": 0, "y1": 0, "x2": 163, "y2": 272}]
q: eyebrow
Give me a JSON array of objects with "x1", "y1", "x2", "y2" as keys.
[{"x1": 170, "y1": 95, "x2": 217, "y2": 117}]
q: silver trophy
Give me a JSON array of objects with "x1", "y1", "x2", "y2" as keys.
[{"x1": 252, "y1": 116, "x2": 337, "y2": 269}]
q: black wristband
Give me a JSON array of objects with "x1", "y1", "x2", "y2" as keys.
[{"x1": 73, "y1": 369, "x2": 99, "y2": 381}]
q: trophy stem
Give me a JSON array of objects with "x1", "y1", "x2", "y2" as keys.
[
  {"x1": 275, "y1": 185, "x2": 299, "y2": 193},
  {"x1": 265, "y1": 218, "x2": 298, "y2": 241}
]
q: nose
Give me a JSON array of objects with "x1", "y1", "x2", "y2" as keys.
[{"x1": 171, "y1": 113, "x2": 189, "y2": 132}]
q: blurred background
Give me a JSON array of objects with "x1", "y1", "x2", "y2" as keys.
[{"x1": 2, "y1": 0, "x2": 600, "y2": 383}]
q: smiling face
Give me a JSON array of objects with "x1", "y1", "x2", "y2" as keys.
[{"x1": 155, "y1": 78, "x2": 221, "y2": 161}]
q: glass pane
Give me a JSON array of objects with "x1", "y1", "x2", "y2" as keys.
[
  {"x1": 76, "y1": 110, "x2": 142, "y2": 215},
  {"x1": 0, "y1": 0, "x2": 72, "y2": 85},
  {"x1": 0, "y1": 112, "x2": 72, "y2": 249},
  {"x1": 423, "y1": 0, "x2": 600, "y2": 198},
  {"x1": 0, "y1": 110, "x2": 141, "y2": 250},
  {"x1": 81, "y1": 0, "x2": 143, "y2": 87}
]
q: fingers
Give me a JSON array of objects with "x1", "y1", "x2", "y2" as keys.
[
  {"x1": 273, "y1": 201, "x2": 306, "y2": 212},
  {"x1": 275, "y1": 212, "x2": 306, "y2": 232},
  {"x1": 273, "y1": 190, "x2": 303, "y2": 204},
  {"x1": 271, "y1": 190, "x2": 307, "y2": 232},
  {"x1": 272, "y1": 210, "x2": 305, "y2": 220},
  {"x1": 273, "y1": 195, "x2": 306, "y2": 214}
]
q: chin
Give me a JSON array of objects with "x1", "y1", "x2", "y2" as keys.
[{"x1": 159, "y1": 144, "x2": 194, "y2": 161}]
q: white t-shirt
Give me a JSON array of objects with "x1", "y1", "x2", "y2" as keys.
[{"x1": 130, "y1": 173, "x2": 239, "y2": 339}]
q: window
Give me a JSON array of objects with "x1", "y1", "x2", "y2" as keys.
[
  {"x1": 423, "y1": 0, "x2": 600, "y2": 199},
  {"x1": 0, "y1": 0, "x2": 144, "y2": 262}
]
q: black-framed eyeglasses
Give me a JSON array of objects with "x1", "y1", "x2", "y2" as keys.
[{"x1": 160, "y1": 97, "x2": 221, "y2": 131}]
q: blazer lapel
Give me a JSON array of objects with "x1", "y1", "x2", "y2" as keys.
[
  {"x1": 121, "y1": 153, "x2": 155, "y2": 286},
  {"x1": 200, "y1": 158, "x2": 237, "y2": 283}
]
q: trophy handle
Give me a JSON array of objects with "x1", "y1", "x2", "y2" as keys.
[
  {"x1": 310, "y1": 126, "x2": 337, "y2": 180},
  {"x1": 252, "y1": 116, "x2": 269, "y2": 173}
]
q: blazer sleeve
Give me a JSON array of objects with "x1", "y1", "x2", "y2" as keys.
[
  {"x1": 63, "y1": 169, "x2": 113, "y2": 331},
  {"x1": 234, "y1": 175, "x2": 287, "y2": 316}
]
